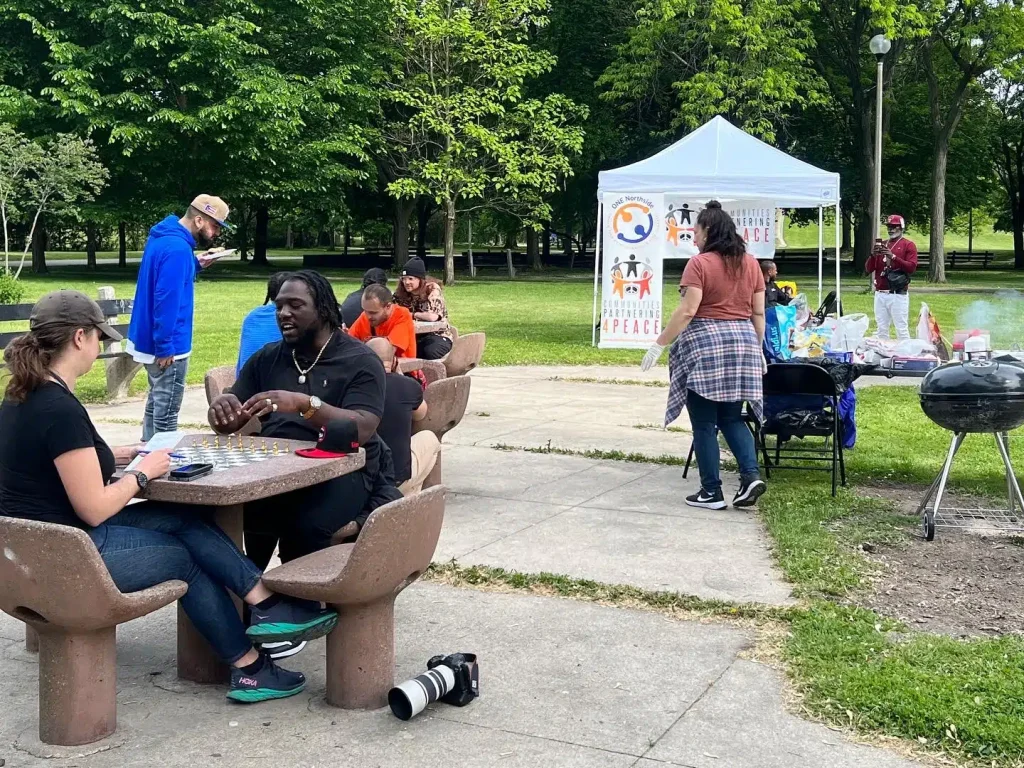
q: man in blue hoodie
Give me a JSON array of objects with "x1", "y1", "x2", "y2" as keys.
[{"x1": 128, "y1": 194, "x2": 232, "y2": 440}]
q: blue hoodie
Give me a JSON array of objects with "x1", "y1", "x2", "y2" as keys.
[{"x1": 128, "y1": 215, "x2": 200, "y2": 359}]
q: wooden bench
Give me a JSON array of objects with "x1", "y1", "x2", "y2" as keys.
[
  {"x1": 948, "y1": 250, "x2": 994, "y2": 268},
  {"x1": 0, "y1": 516, "x2": 186, "y2": 746},
  {"x1": 263, "y1": 486, "x2": 446, "y2": 709},
  {"x1": 0, "y1": 288, "x2": 140, "y2": 399}
]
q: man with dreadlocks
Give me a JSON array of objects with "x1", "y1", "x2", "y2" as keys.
[{"x1": 208, "y1": 271, "x2": 399, "y2": 654}]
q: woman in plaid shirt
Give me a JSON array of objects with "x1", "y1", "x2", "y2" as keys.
[
  {"x1": 394, "y1": 257, "x2": 453, "y2": 360},
  {"x1": 641, "y1": 202, "x2": 767, "y2": 511}
]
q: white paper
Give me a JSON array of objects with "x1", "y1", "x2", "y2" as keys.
[{"x1": 125, "y1": 431, "x2": 187, "y2": 471}]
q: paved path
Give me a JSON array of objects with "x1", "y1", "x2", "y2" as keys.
[{"x1": 20, "y1": 366, "x2": 928, "y2": 767}]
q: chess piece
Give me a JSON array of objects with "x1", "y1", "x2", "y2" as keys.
[
  {"x1": 203, "y1": 437, "x2": 210, "y2": 448},
  {"x1": 273, "y1": 442, "x2": 279, "y2": 454},
  {"x1": 261, "y1": 441, "x2": 268, "y2": 453},
  {"x1": 215, "y1": 436, "x2": 221, "y2": 448}
]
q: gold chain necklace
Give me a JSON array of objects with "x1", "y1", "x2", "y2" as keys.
[{"x1": 292, "y1": 331, "x2": 333, "y2": 384}]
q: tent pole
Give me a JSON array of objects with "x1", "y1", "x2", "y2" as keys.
[
  {"x1": 835, "y1": 202, "x2": 842, "y2": 314},
  {"x1": 817, "y1": 206, "x2": 823, "y2": 307},
  {"x1": 592, "y1": 201, "x2": 603, "y2": 347}
]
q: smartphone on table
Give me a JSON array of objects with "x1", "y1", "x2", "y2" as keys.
[{"x1": 169, "y1": 463, "x2": 214, "y2": 481}]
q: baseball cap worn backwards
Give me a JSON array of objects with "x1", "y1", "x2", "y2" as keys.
[
  {"x1": 30, "y1": 290, "x2": 122, "y2": 342},
  {"x1": 191, "y1": 194, "x2": 234, "y2": 231}
]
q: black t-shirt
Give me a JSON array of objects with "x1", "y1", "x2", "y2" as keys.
[
  {"x1": 341, "y1": 289, "x2": 363, "y2": 329},
  {"x1": 0, "y1": 382, "x2": 116, "y2": 528},
  {"x1": 230, "y1": 332, "x2": 387, "y2": 478},
  {"x1": 378, "y1": 373, "x2": 424, "y2": 484}
]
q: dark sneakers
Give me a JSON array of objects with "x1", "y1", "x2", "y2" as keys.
[
  {"x1": 685, "y1": 488, "x2": 727, "y2": 510},
  {"x1": 733, "y1": 478, "x2": 767, "y2": 508},
  {"x1": 228, "y1": 657, "x2": 306, "y2": 703},
  {"x1": 247, "y1": 599, "x2": 338, "y2": 644}
]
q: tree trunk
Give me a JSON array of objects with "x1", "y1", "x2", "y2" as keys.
[
  {"x1": 394, "y1": 198, "x2": 415, "y2": 269},
  {"x1": 527, "y1": 229, "x2": 541, "y2": 270},
  {"x1": 86, "y1": 221, "x2": 98, "y2": 269},
  {"x1": 928, "y1": 137, "x2": 950, "y2": 283},
  {"x1": 416, "y1": 198, "x2": 432, "y2": 259},
  {"x1": 841, "y1": 210, "x2": 852, "y2": 252},
  {"x1": 542, "y1": 225, "x2": 551, "y2": 261},
  {"x1": 344, "y1": 225, "x2": 351, "y2": 255},
  {"x1": 253, "y1": 205, "x2": 269, "y2": 265},
  {"x1": 285, "y1": 224, "x2": 293, "y2": 249},
  {"x1": 31, "y1": 221, "x2": 47, "y2": 274},
  {"x1": 443, "y1": 198, "x2": 456, "y2": 285},
  {"x1": 118, "y1": 222, "x2": 127, "y2": 267},
  {"x1": 1014, "y1": 178, "x2": 1024, "y2": 269}
]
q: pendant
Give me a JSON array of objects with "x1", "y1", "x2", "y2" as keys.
[{"x1": 298, "y1": 374, "x2": 306, "y2": 384}]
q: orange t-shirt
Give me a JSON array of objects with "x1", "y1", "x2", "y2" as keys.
[
  {"x1": 680, "y1": 252, "x2": 765, "y2": 320},
  {"x1": 347, "y1": 305, "x2": 418, "y2": 358}
]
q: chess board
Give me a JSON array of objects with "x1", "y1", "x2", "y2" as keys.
[{"x1": 172, "y1": 435, "x2": 294, "y2": 473}]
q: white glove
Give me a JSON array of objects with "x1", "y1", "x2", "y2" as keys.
[{"x1": 640, "y1": 343, "x2": 666, "y2": 372}]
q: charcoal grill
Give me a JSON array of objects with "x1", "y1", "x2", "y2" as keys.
[{"x1": 916, "y1": 359, "x2": 1024, "y2": 540}]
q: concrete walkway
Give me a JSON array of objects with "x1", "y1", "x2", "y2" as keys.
[{"x1": 12, "y1": 366, "x2": 929, "y2": 767}]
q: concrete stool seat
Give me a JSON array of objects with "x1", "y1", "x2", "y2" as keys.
[
  {"x1": 438, "y1": 332, "x2": 485, "y2": 377},
  {"x1": 204, "y1": 365, "x2": 261, "y2": 435},
  {"x1": 263, "y1": 486, "x2": 446, "y2": 709},
  {"x1": 420, "y1": 359, "x2": 448, "y2": 384},
  {"x1": 0, "y1": 517, "x2": 187, "y2": 746},
  {"x1": 414, "y1": 375, "x2": 471, "y2": 439}
]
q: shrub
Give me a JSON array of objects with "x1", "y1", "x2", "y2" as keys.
[{"x1": 0, "y1": 270, "x2": 25, "y2": 305}]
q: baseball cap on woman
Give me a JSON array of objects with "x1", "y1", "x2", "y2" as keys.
[{"x1": 30, "y1": 290, "x2": 122, "y2": 342}]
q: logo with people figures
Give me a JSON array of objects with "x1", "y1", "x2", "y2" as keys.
[
  {"x1": 665, "y1": 202, "x2": 697, "y2": 248},
  {"x1": 610, "y1": 199, "x2": 655, "y2": 245},
  {"x1": 610, "y1": 254, "x2": 654, "y2": 299}
]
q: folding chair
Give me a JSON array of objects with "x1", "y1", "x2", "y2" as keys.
[{"x1": 760, "y1": 363, "x2": 847, "y2": 496}]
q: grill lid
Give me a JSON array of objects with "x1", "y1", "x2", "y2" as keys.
[{"x1": 920, "y1": 359, "x2": 1024, "y2": 399}]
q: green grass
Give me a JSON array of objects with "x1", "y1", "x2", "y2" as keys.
[{"x1": 779, "y1": 220, "x2": 1014, "y2": 252}]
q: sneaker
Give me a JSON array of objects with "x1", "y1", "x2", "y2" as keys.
[
  {"x1": 259, "y1": 640, "x2": 308, "y2": 660},
  {"x1": 733, "y1": 478, "x2": 767, "y2": 508},
  {"x1": 247, "y1": 598, "x2": 338, "y2": 644},
  {"x1": 685, "y1": 488, "x2": 727, "y2": 510},
  {"x1": 227, "y1": 657, "x2": 305, "y2": 703}
]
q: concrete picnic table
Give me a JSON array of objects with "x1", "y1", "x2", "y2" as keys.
[
  {"x1": 135, "y1": 433, "x2": 365, "y2": 684},
  {"x1": 414, "y1": 320, "x2": 448, "y2": 335},
  {"x1": 398, "y1": 357, "x2": 424, "y2": 373}
]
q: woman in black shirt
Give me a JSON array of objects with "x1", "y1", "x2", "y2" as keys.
[{"x1": 0, "y1": 290, "x2": 336, "y2": 704}]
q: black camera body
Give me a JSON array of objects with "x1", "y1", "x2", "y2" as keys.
[{"x1": 427, "y1": 653, "x2": 479, "y2": 707}]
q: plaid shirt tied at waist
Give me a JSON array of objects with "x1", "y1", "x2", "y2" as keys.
[{"x1": 665, "y1": 318, "x2": 764, "y2": 427}]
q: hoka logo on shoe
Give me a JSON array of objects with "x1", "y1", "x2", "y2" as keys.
[{"x1": 238, "y1": 676, "x2": 259, "y2": 686}]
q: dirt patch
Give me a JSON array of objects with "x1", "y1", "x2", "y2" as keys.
[{"x1": 857, "y1": 483, "x2": 1024, "y2": 638}]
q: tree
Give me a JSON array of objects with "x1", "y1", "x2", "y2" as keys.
[
  {"x1": 920, "y1": 0, "x2": 1024, "y2": 282},
  {"x1": 993, "y1": 77, "x2": 1024, "y2": 267},
  {"x1": 385, "y1": 0, "x2": 587, "y2": 284},
  {"x1": 599, "y1": 0, "x2": 822, "y2": 144},
  {"x1": 0, "y1": 126, "x2": 106, "y2": 276}
]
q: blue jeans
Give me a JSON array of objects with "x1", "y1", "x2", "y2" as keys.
[
  {"x1": 687, "y1": 390, "x2": 760, "y2": 493},
  {"x1": 143, "y1": 358, "x2": 189, "y2": 441},
  {"x1": 87, "y1": 504, "x2": 262, "y2": 665}
]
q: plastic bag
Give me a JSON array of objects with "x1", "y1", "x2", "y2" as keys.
[
  {"x1": 892, "y1": 338, "x2": 936, "y2": 357},
  {"x1": 831, "y1": 313, "x2": 869, "y2": 353},
  {"x1": 917, "y1": 303, "x2": 931, "y2": 342},
  {"x1": 765, "y1": 305, "x2": 798, "y2": 362},
  {"x1": 791, "y1": 293, "x2": 811, "y2": 328}
]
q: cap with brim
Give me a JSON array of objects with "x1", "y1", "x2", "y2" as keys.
[
  {"x1": 887, "y1": 215, "x2": 905, "y2": 228},
  {"x1": 296, "y1": 419, "x2": 360, "y2": 459},
  {"x1": 190, "y1": 194, "x2": 234, "y2": 232},
  {"x1": 30, "y1": 290, "x2": 123, "y2": 342}
]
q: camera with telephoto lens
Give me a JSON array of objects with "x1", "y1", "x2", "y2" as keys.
[{"x1": 388, "y1": 653, "x2": 479, "y2": 721}]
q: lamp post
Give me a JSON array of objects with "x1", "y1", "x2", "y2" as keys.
[{"x1": 869, "y1": 34, "x2": 892, "y2": 242}]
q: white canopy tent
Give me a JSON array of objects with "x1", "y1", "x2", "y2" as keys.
[{"x1": 592, "y1": 116, "x2": 842, "y2": 345}]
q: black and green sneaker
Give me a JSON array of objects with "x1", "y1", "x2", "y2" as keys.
[
  {"x1": 246, "y1": 598, "x2": 338, "y2": 644},
  {"x1": 227, "y1": 657, "x2": 306, "y2": 703}
]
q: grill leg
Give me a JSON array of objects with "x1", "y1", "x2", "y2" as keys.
[
  {"x1": 925, "y1": 432, "x2": 965, "y2": 541},
  {"x1": 994, "y1": 433, "x2": 1024, "y2": 512}
]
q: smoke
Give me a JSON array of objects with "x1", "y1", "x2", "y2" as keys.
[{"x1": 957, "y1": 290, "x2": 1024, "y2": 347}]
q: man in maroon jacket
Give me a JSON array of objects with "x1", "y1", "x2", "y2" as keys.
[{"x1": 865, "y1": 214, "x2": 918, "y2": 341}]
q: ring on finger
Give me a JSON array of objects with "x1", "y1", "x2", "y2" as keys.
[{"x1": 272, "y1": 403, "x2": 279, "y2": 412}]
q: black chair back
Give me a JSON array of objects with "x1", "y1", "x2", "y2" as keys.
[{"x1": 763, "y1": 363, "x2": 839, "y2": 398}]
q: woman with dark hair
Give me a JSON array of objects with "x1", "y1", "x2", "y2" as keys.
[
  {"x1": 394, "y1": 257, "x2": 453, "y2": 360},
  {"x1": 640, "y1": 202, "x2": 767, "y2": 510},
  {"x1": 0, "y1": 291, "x2": 338, "y2": 703}
]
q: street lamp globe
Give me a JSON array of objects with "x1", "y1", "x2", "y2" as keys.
[{"x1": 869, "y1": 34, "x2": 892, "y2": 56}]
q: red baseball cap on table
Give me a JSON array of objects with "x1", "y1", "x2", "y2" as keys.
[
  {"x1": 887, "y1": 214, "x2": 905, "y2": 228},
  {"x1": 296, "y1": 419, "x2": 360, "y2": 459}
]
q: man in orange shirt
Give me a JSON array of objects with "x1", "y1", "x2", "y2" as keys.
[{"x1": 347, "y1": 284, "x2": 417, "y2": 358}]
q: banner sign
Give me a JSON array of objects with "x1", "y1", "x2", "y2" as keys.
[
  {"x1": 664, "y1": 198, "x2": 777, "y2": 259},
  {"x1": 599, "y1": 193, "x2": 665, "y2": 348}
]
